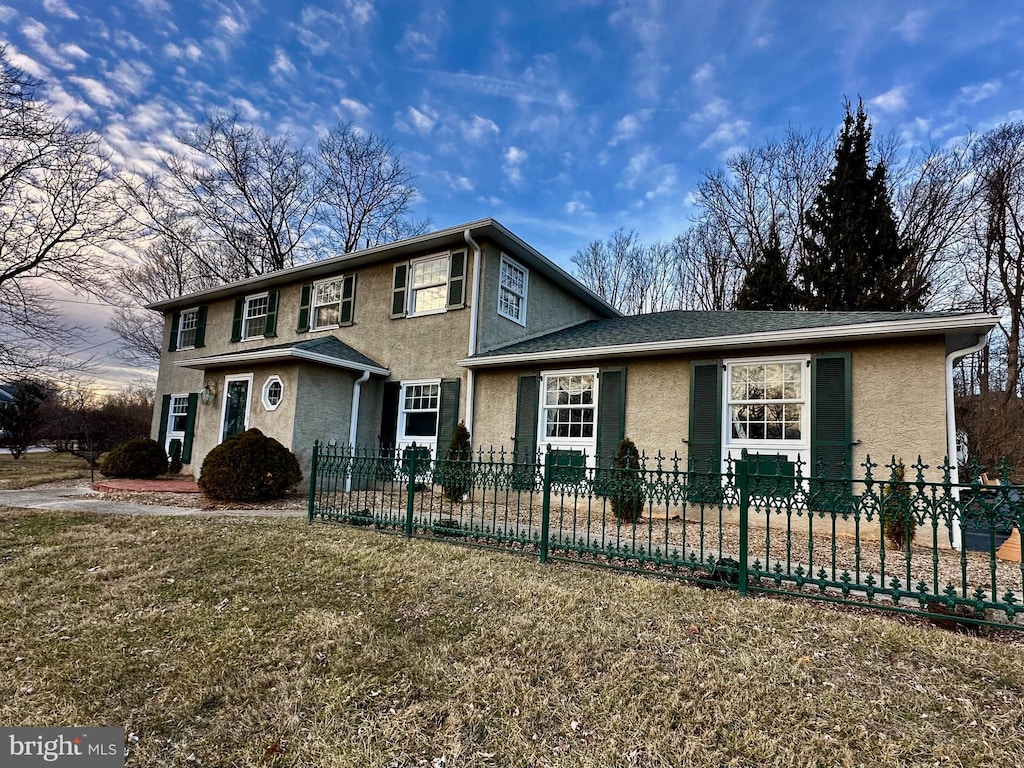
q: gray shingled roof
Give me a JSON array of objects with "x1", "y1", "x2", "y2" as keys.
[
  {"x1": 472, "y1": 310, "x2": 990, "y2": 359},
  {"x1": 177, "y1": 335, "x2": 386, "y2": 372}
]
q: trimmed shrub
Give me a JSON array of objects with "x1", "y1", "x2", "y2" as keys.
[
  {"x1": 611, "y1": 437, "x2": 644, "y2": 523},
  {"x1": 99, "y1": 437, "x2": 168, "y2": 479},
  {"x1": 199, "y1": 428, "x2": 302, "y2": 501},
  {"x1": 168, "y1": 439, "x2": 183, "y2": 475},
  {"x1": 440, "y1": 420, "x2": 473, "y2": 500}
]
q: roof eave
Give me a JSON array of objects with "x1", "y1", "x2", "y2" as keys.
[
  {"x1": 145, "y1": 218, "x2": 620, "y2": 318},
  {"x1": 458, "y1": 313, "x2": 1000, "y2": 368}
]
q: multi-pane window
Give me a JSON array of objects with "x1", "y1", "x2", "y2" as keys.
[
  {"x1": 498, "y1": 255, "x2": 527, "y2": 324},
  {"x1": 543, "y1": 373, "x2": 596, "y2": 439},
  {"x1": 177, "y1": 309, "x2": 198, "y2": 349},
  {"x1": 728, "y1": 361, "x2": 804, "y2": 441},
  {"x1": 409, "y1": 256, "x2": 448, "y2": 315},
  {"x1": 262, "y1": 376, "x2": 283, "y2": 410},
  {"x1": 169, "y1": 395, "x2": 189, "y2": 434},
  {"x1": 243, "y1": 294, "x2": 269, "y2": 339},
  {"x1": 402, "y1": 383, "x2": 440, "y2": 437},
  {"x1": 313, "y1": 279, "x2": 343, "y2": 328}
]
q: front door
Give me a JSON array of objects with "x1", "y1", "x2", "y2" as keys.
[{"x1": 221, "y1": 376, "x2": 252, "y2": 441}]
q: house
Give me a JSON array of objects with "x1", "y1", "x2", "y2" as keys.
[
  {"x1": 146, "y1": 219, "x2": 617, "y2": 475},
  {"x1": 148, "y1": 218, "x2": 999, "y2": 490}
]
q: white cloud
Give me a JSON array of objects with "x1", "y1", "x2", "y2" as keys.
[
  {"x1": 21, "y1": 18, "x2": 75, "y2": 69},
  {"x1": 691, "y1": 62, "x2": 714, "y2": 86},
  {"x1": 894, "y1": 10, "x2": 927, "y2": 43},
  {"x1": 345, "y1": 0, "x2": 375, "y2": 25},
  {"x1": 700, "y1": 119, "x2": 750, "y2": 149},
  {"x1": 461, "y1": 114, "x2": 499, "y2": 142},
  {"x1": 137, "y1": 0, "x2": 170, "y2": 14},
  {"x1": 959, "y1": 80, "x2": 1001, "y2": 104},
  {"x1": 610, "y1": 111, "x2": 650, "y2": 146},
  {"x1": 690, "y1": 96, "x2": 730, "y2": 124},
  {"x1": 108, "y1": 60, "x2": 153, "y2": 96},
  {"x1": 114, "y1": 31, "x2": 146, "y2": 52},
  {"x1": 164, "y1": 42, "x2": 202, "y2": 61},
  {"x1": 231, "y1": 98, "x2": 263, "y2": 122},
  {"x1": 216, "y1": 13, "x2": 248, "y2": 37},
  {"x1": 69, "y1": 76, "x2": 118, "y2": 108},
  {"x1": 502, "y1": 146, "x2": 528, "y2": 185},
  {"x1": 4, "y1": 45, "x2": 48, "y2": 78},
  {"x1": 439, "y1": 171, "x2": 473, "y2": 191},
  {"x1": 42, "y1": 0, "x2": 77, "y2": 19},
  {"x1": 564, "y1": 200, "x2": 588, "y2": 215},
  {"x1": 869, "y1": 85, "x2": 909, "y2": 113},
  {"x1": 0, "y1": 5, "x2": 16, "y2": 23},
  {"x1": 338, "y1": 97, "x2": 371, "y2": 121},
  {"x1": 623, "y1": 147, "x2": 653, "y2": 188},
  {"x1": 270, "y1": 47, "x2": 297, "y2": 78},
  {"x1": 58, "y1": 42, "x2": 88, "y2": 60},
  {"x1": 395, "y1": 105, "x2": 438, "y2": 135}
]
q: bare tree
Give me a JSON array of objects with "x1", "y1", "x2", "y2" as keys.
[
  {"x1": 0, "y1": 47, "x2": 122, "y2": 378},
  {"x1": 571, "y1": 228, "x2": 643, "y2": 312},
  {"x1": 671, "y1": 220, "x2": 738, "y2": 310},
  {"x1": 316, "y1": 122, "x2": 428, "y2": 252}
]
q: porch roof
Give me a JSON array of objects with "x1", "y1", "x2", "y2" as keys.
[{"x1": 173, "y1": 336, "x2": 389, "y2": 376}]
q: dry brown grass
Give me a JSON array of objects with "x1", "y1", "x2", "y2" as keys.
[
  {"x1": 0, "y1": 451, "x2": 91, "y2": 489},
  {"x1": 1, "y1": 507, "x2": 1023, "y2": 767}
]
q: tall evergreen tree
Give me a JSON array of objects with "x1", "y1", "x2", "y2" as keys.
[
  {"x1": 734, "y1": 224, "x2": 796, "y2": 310},
  {"x1": 796, "y1": 100, "x2": 925, "y2": 311}
]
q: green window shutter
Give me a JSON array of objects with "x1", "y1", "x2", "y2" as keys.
[
  {"x1": 340, "y1": 274, "x2": 356, "y2": 326},
  {"x1": 264, "y1": 290, "x2": 279, "y2": 338},
  {"x1": 297, "y1": 284, "x2": 312, "y2": 332},
  {"x1": 596, "y1": 367, "x2": 626, "y2": 468},
  {"x1": 230, "y1": 298, "x2": 244, "y2": 342},
  {"x1": 157, "y1": 394, "x2": 171, "y2": 447},
  {"x1": 688, "y1": 360, "x2": 722, "y2": 473},
  {"x1": 168, "y1": 311, "x2": 180, "y2": 352},
  {"x1": 811, "y1": 352, "x2": 852, "y2": 480},
  {"x1": 391, "y1": 263, "x2": 408, "y2": 318},
  {"x1": 513, "y1": 374, "x2": 540, "y2": 489},
  {"x1": 437, "y1": 378, "x2": 461, "y2": 457},
  {"x1": 194, "y1": 306, "x2": 207, "y2": 348},
  {"x1": 380, "y1": 382, "x2": 401, "y2": 448},
  {"x1": 447, "y1": 250, "x2": 466, "y2": 309},
  {"x1": 182, "y1": 392, "x2": 199, "y2": 462}
]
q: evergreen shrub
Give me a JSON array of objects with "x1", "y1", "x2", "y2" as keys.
[
  {"x1": 99, "y1": 437, "x2": 168, "y2": 479},
  {"x1": 199, "y1": 428, "x2": 302, "y2": 501},
  {"x1": 611, "y1": 437, "x2": 644, "y2": 523}
]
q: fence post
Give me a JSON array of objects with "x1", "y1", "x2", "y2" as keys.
[
  {"x1": 540, "y1": 451, "x2": 551, "y2": 564},
  {"x1": 405, "y1": 447, "x2": 416, "y2": 538},
  {"x1": 307, "y1": 441, "x2": 319, "y2": 523},
  {"x1": 737, "y1": 449, "x2": 749, "y2": 596}
]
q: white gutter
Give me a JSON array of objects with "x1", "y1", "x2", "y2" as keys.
[
  {"x1": 346, "y1": 369, "x2": 372, "y2": 491},
  {"x1": 458, "y1": 313, "x2": 999, "y2": 368},
  {"x1": 945, "y1": 333, "x2": 991, "y2": 551},
  {"x1": 464, "y1": 228, "x2": 483, "y2": 433}
]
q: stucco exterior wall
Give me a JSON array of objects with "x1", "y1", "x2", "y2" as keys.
[
  {"x1": 476, "y1": 242, "x2": 605, "y2": 352},
  {"x1": 470, "y1": 336, "x2": 951, "y2": 479},
  {"x1": 292, "y1": 366, "x2": 355, "y2": 477}
]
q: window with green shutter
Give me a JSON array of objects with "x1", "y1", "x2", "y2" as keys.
[
  {"x1": 811, "y1": 352, "x2": 852, "y2": 480},
  {"x1": 688, "y1": 360, "x2": 722, "y2": 474},
  {"x1": 512, "y1": 374, "x2": 540, "y2": 489}
]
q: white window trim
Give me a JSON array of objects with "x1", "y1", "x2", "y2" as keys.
[
  {"x1": 166, "y1": 392, "x2": 190, "y2": 453},
  {"x1": 219, "y1": 373, "x2": 253, "y2": 442},
  {"x1": 538, "y1": 368, "x2": 600, "y2": 461},
  {"x1": 407, "y1": 254, "x2": 450, "y2": 318},
  {"x1": 397, "y1": 379, "x2": 442, "y2": 449},
  {"x1": 177, "y1": 307, "x2": 199, "y2": 350},
  {"x1": 722, "y1": 354, "x2": 810, "y2": 470},
  {"x1": 497, "y1": 253, "x2": 528, "y2": 326},
  {"x1": 262, "y1": 375, "x2": 284, "y2": 411},
  {"x1": 242, "y1": 292, "x2": 269, "y2": 340},
  {"x1": 312, "y1": 277, "x2": 344, "y2": 331}
]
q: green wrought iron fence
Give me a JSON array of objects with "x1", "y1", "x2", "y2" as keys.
[{"x1": 308, "y1": 442, "x2": 1024, "y2": 631}]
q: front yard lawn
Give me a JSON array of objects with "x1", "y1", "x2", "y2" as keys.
[
  {"x1": 0, "y1": 451, "x2": 91, "y2": 489},
  {"x1": 1, "y1": 508, "x2": 1022, "y2": 767}
]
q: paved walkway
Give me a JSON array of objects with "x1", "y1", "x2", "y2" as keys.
[{"x1": 0, "y1": 485, "x2": 303, "y2": 517}]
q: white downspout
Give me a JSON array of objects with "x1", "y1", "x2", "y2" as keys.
[
  {"x1": 945, "y1": 333, "x2": 990, "y2": 550},
  {"x1": 346, "y1": 369, "x2": 371, "y2": 492},
  {"x1": 464, "y1": 228, "x2": 483, "y2": 434}
]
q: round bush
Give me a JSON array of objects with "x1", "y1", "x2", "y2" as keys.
[
  {"x1": 199, "y1": 428, "x2": 302, "y2": 501},
  {"x1": 99, "y1": 437, "x2": 168, "y2": 479}
]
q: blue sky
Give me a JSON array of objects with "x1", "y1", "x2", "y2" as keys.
[{"x1": 2, "y1": 0, "x2": 1023, "y2": 387}]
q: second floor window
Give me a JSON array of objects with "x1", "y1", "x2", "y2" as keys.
[
  {"x1": 244, "y1": 294, "x2": 269, "y2": 339},
  {"x1": 313, "y1": 278, "x2": 343, "y2": 328},
  {"x1": 409, "y1": 256, "x2": 449, "y2": 315},
  {"x1": 177, "y1": 309, "x2": 198, "y2": 349},
  {"x1": 498, "y1": 255, "x2": 528, "y2": 325}
]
